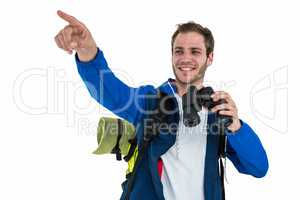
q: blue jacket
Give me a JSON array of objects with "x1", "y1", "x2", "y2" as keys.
[{"x1": 75, "y1": 48, "x2": 269, "y2": 200}]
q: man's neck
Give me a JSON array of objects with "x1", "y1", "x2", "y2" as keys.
[{"x1": 175, "y1": 80, "x2": 204, "y2": 97}]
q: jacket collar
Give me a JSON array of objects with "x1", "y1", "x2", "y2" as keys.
[{"x1": 157, "y1": 78, "x2": 177, "y2": 96}]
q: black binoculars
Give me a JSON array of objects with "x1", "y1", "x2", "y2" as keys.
[{"x1": 182, "y1": 86, "x2": 233, "y2": 128}]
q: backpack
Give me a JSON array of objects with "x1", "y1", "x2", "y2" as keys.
[
  {"x1": 93, "y1": 117, "x2": 139, "y2": 177},
  {"x1": 93, "y1": 91, "x2": 227, "y2": 200}
]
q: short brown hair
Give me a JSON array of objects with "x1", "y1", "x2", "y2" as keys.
[{"x1": 171, "y1": 21, "x2": 214, "y2": 56}]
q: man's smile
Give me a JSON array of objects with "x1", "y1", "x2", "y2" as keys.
[{"x1": 177, "y1": 65, "x2": 197, "y2": 72}]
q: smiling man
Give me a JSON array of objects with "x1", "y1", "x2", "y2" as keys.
[
  {"x1": 55, "y1": 10, "x2": 269, "y2": 200},
  {"x1": 172, "y1": 31, "x2": 212, "y2": 94}
]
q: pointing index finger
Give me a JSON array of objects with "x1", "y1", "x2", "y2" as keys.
[{"x1": 57, "y1": 10, "x2": 82, "y2": 26}]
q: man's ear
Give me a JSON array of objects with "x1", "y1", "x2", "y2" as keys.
[{"x1": 206, "y1": 52, "x2": 214, "y2": 66}]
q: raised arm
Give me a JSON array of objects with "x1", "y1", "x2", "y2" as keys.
[{"x1": 54, "y1": 10, "x2": 147, "y2": 125}]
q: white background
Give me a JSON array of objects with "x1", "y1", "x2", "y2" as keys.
[{"x1": 0, "y1": 0, "x2": 299, "y2": 199}]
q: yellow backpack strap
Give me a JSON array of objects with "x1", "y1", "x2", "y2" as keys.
[
  {"x1": 123, "y1": 137, "x2": 137, "y2": 161},
  {"x1": 125, "y1": 145, "x2": 139, "y2": 178}
]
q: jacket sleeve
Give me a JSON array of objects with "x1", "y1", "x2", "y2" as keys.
[
  {"x1": 75, "y1": 48, "x2": 146, "y2": 126},
  {"x1": 225, "y1": 120, "x2": 269, "y2": 178}
]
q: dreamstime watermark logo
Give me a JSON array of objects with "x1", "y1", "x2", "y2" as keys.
[{"x1": 250, "y1": 66, "x2": 288, "y2": 134}]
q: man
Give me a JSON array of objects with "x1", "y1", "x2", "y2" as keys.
[{"x1": 55, "y1": 10, "x2": 268, "y2": 200}]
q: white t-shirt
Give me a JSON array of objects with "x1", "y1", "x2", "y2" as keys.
[{"x1": 161, "y1": 94, "x2": 208, "y2": 200}]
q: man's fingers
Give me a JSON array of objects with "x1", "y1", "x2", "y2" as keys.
[
  {"x1": 218, "y1": 110, "x2": 234, "y2": 117},
  {"x1": 58, "y1": 26, "x2": 82, "y2": 51},
  {"x1": 54, "y1": 35, "x2": 63, "y2": 49},
  {"x1": 55, "y1": 31, "x2": 74, "y2": 54},
  {"x1": 61, "y1": 26, "x2": 73, "y2": 45},
  {"x1": 211, "y1": 103, "x2": 235, "y2": 113},
  {"x1": 211, "y1": 91, "x2": 229, "y2": 100},
  {"x1": 70, "y1": 41, "x2": 78, "y2": 49},
  {"x1": 57, "y1": 33, "x2": 68, "y2": 51},
  {"x1": 57, "y1": 10, "x2": 82, "y2": 26},
  {"x1": 55, "y1": 11, "x2": 89, "y2": 55},
  {"x1": 211, "y1": 91, "x2": 236, "y2": 107}
]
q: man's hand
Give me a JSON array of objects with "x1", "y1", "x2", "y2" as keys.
[
  {"x1": 210, "y1": 91, "x2": 242, "y2": 133},
  {"x1": 54, "y1": 10, "x2": 97, "y2": 62}
]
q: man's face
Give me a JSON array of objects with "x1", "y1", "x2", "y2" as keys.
[{"x1": 172, "y1": 32, "x2": 213, "y2": 85}]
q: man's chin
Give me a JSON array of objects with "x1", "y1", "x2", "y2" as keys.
[{"x1": 176, "y1": 78, "x2": 200, "y2": 86}]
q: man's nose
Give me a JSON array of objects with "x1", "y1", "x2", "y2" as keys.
[
  {"x1": 180, "y1": 53, "x2": 193, "y2": 63},
  {"x1": 182, "y1": 52, "x2": 193, "y2": 60}
]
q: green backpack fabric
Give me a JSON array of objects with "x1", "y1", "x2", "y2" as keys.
[{"x1": 93, "y1": 117, "x2": 136, "y2": 157}]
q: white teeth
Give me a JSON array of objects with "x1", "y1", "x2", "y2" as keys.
[{"x1": 180, "y1": 67, "x2": 194, "y2": 71}]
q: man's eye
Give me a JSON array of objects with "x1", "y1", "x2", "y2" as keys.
[
  {"x1": 192, "y1": 51, "x2": 201, "y2": 55},
  {"x1": 175, "y1": 50, "x2": 183, "y2": 55}
]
